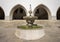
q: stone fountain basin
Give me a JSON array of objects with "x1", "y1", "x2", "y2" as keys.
[
  {"x1": 23, "y1": 16, "x2": 38, "y2": 24},
  {"x1": 15, "y1": 28, "x2": 45, "y2": 40}
]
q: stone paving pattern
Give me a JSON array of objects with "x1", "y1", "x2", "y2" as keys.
[{"x1": 0, "y1": 20, "x2": 60, "y2": 42}]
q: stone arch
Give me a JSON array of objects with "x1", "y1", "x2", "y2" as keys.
[
  {"x1": 10, "y1": 4, "x2": 27, "y2": 20},
  {"x1": 33, "y1": 4, "x2": 51, "y2": 20},
  {"x1": 56, "y1": 7, "x2": 60, "y2": 20},
  {"x1": 0, "y1": 7, "x2": 5, "y2": 20}
]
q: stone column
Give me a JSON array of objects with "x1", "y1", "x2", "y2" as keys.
[
  {"x1": 51, "y1": 16, "x2": 56, "y2": 20},
  {"x1": 5, "y1": 16, "x2": 11, "y2": 22}
]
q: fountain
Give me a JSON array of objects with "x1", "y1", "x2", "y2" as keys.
[
  {"x1": 15, "y1": 4, "x2": 45, "y2": 40},
  {"x1": 23, "y1": 5, "x2": 38, "y2": 28}
]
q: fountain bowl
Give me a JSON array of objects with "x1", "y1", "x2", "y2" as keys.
[{"x1": 23, "y1": 16, "x2": 38, "y2": 25}]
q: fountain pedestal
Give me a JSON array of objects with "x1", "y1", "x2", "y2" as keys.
[{"x1": 15, "y1": 28, "x2": 45, "y2": 40}]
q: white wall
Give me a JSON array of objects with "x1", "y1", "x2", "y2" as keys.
[{"x1": 0, "y1": 0, "x2": 60, "y2": 20}]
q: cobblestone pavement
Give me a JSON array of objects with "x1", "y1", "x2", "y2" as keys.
[{"x1": 0, "y1": 20, "x2": 60, "y2": 42}]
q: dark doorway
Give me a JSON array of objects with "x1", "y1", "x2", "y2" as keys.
[
  {"x1": 0, "y1": 7, "x2": 5, "y2": 20},
  {"x1": 13, "y1": 7, "x2": 26, "y2": 20},
  {"x1": 35, "y1": 6, "x2": 48, "y2": 20},
  {"x1": 57, "y1": 7, "x2": 60, "y2": 20}
]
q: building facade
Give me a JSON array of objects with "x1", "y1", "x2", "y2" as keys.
[{"x1": 0, "y1": 0, "x2": 60, "y2": 21}]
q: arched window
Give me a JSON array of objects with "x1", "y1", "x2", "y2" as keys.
[
  {"x1": 10, "y1": 4, "x2": 26, "y2": 20},
  {"x1": 57, "y1": 7, "x2": 60, "y2": 20},
  {"x1": 0, "y1": 7, "x2": 5, "y2": 20},
  {"x1": 34, "y1": 4, "x2": 51, "y2": 20}
]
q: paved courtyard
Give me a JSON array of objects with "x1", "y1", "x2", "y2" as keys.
[{"x1": 0, "y1": 20, "x2": 60, "y2": 42}]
